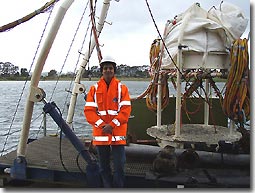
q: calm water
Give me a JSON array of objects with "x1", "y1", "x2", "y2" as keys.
[{"x1": 0, "y1": 80, "x2": 225, "y2": 155}]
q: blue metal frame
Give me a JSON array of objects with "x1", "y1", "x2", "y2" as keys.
[
  {"x1": 9, "y1": 101, "x2": 102, "y2": 187},
  {"x1": 42, "y1": 101, "x2": 101, "y2": 187}
]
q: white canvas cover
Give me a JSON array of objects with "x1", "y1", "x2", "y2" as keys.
[{"x1": 161, "y1": 2, "x2": 248, "y2": 70}]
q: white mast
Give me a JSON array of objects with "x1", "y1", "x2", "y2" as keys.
[
  {"x1": 17, "y1": 0, "x2": 74, "y2": 157},
  {"x1": 66, "y1": 0, "x2": 112, "y2": 128},
  {"x1": 175, "y1": 47, "x2": 182, "y2": 137}
]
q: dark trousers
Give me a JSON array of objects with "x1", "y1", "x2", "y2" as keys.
[{"x1": 96, "y1": 145, "x2": 126, "y2": 188}]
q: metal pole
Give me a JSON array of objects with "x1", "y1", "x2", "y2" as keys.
[
  {"x1": 175, "y1": 46, "x2": 182, "y2": 137},
  {"x1": 229, "y1": 119, "x2": 235, "y2": 135},
  {"x1": 42, "y1": 101, "x2": 101, "y2": 187},
  {"x1": 204, "y1": 79, "x2": 209, "y2": 125},
  {"x1": 43, "y1": 112, "x2": 47, "y2": 136},
  {"x1": 66, "y1": 0, "x2": 112, "y2": 129},
  {"x1": 157, "y1": 73, "x2": 162, "y2": 127},
  {"x1": 17, "y1": 0, "x2": 74, "y2": 157}
]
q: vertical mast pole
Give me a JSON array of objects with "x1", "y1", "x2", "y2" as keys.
[
  {"x1": 175, "y1": 46, "x2": 182, "y2": 137},
  {"x1": 157, "y1": 73, "x2": 162, "y2": 127},
  {"x1": 17, "y1": 0, "x2": 74, "y2": 157},
  {"x1": 66, "y1": 0, "x2": 111, "y2": 128},
  {"x1": 204, "y1": 79, "x2": 210, "y2": 125}
]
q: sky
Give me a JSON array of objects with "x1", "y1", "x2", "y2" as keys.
[{"x1": 0, "y1": 0, "x2": 251, "y2": 73}]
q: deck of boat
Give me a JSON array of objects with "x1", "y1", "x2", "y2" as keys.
[
  {"x1": 0, "y1": 136, "x2": 153, "y2": 173},
  {"x1": 0, "y1": 136, "x2": 155, "y2": 187},
  {"x1": 0, "y1": 136, "x2": 250, "y2": 188}
]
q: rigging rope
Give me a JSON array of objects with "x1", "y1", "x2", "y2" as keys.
[
  {"x1": 222, "y1": 38, "x2": 250, "y2": 125},
  {"x1": 57, "y1": 0, "x2": 91, "y2": 135},
  {"x1": 32, "y1": 0, "x2": 91, "y2": 137},
  {"x1": 146, "y1": 39, "x2": 169, "y2": 111},
  {"x1": 130, "y1": 37, "x2": 170, "y2": 111},
  {"x1": 1, "y1": 3, "x2": 56, "y2": 155},
  {"x1": 49, "y1": 0, "x2": 90, "y2": 102},
  {"x1": 90, "y1": 0, "x2": 103, "y2": 62},
  {"x1": 0, "y1": 0, "x2": 60, "y2": 32},
  {"x1": 61, "y1": 3, "x2": 91, "y2": 115}
]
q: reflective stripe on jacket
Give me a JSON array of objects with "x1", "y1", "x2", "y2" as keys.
[{"x1": 84, "y1": 77, "x2": 131, "y2": 145}]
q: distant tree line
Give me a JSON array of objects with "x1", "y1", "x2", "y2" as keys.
[
  {"x1": 83, "y1": 64, "x2": 150, "y2": 78},
  {"x1": 0, "y1": 62, "x2": 150, "y2": 80}
]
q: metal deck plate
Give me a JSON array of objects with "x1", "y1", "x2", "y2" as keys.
[{"x1": 0, "y1": 136, "x2": 152, "y2": 175}]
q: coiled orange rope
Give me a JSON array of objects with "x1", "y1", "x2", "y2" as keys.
[
  {"x1": 145, "y1": 39, "x2": 169, "y2": 112},
  {"x1": 222, "y1": 38, "x2": 250, "y2": 124}
]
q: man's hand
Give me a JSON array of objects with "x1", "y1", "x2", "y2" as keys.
[{"x1": 102, "y1": 124, "x2": 113, "y2": 134}]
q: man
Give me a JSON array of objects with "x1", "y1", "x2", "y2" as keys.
[{"x1": 84, "y1": 56, "x2": 131, "y2": 188}]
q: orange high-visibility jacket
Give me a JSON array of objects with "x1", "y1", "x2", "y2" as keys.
[{"x1": 84, "y1": 77, "x2": 131, "y2": 145}]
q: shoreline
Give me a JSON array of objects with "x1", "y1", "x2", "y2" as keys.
[
  {"x1": 0, "y1": 77, "x2": 151, "y2": 81},
  {"x1": 0, "y1": 76, "x2": 227, "y2": 82}
]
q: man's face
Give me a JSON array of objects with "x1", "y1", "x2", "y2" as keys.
[{"x1": 102, "y1": 63, "x2": 114, "y2": 81}]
